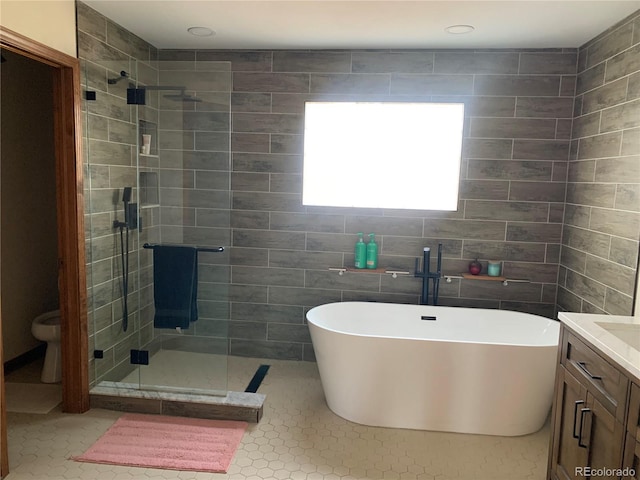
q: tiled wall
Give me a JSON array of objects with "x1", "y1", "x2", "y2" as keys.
[
  {"x1": 558, "y1": 12, "x2": 640, "y2": 315},
  {"x1": 79, "y1": 1, "x2": 640, "y2": 368},
  {"x1": 154, "y1": 47, "x2": 577, "y2": 360}
]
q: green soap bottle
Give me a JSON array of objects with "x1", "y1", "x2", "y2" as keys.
[
  {"x1": 354, "y1": 232, "x2": 366, "y2": 269},
  {"x1": 366, "y1": 233, "x2": 378, "y2": 269}
]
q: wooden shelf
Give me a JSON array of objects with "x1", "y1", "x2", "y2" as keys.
[
  {"x1": 461, "y1": 273, "x2": 506, "y2": 281},
  {"x1": 442, "y1": 273, "x2": 530, "y2": 284}
]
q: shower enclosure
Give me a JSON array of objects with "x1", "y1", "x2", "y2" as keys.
[{"x1": 83, "y1": 57, "x2": 232, "y2": 396}]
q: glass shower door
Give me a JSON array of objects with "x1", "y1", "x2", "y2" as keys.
[
  {"x1": 83, "y1": 54, "x2": 232, "y2": 396},
  {"x1": 135, "y1": 60, "x2": 232, "y2": 395}
]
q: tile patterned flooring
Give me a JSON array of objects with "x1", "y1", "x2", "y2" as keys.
[{"x1": 5, "y1": 357, "x2": 550, "y2": 479}]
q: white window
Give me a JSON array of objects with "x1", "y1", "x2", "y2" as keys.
[{"x1": 302, "y1": 101, "x2": 464, "y2": 210}]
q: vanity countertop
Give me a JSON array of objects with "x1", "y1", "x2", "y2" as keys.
[{"x1": 558, "y1": 312, "x2": 640, "y2": 383}]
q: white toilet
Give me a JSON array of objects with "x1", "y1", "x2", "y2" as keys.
[{"x1": 31, "y1": 310, "x2": 62, "y2": 383}]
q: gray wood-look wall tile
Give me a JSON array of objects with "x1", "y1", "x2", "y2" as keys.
[
  {"x1": 562, "y1": 225, "x2": 611, "y2": 258},
  {"x1": 600, "y1": 99, "x2": 640, "y2": 132},
  {"x1": 595, "y1": 155, "x2": 640, "y2": 182},
  {"x1": 465, "y1": 201, "x2": 550, "y2": 222},
  {"x1": 506, "y1": 222, "x2": 562, "y2": 243},
  {"x1": 565, "y1": 183, "x2": 616, "y2": 208},
  {"x1": 311, "y1": 73, "x2": 390, "y2": 94},
  {"x1": 270, "y1": 174, "x2": 302, "y2": 193},
  {"x1": 513, "y1": 140, "x2": 570, "y2": 161},
  {"x1": 589, "y1": 207, "x2": 640, "y2": 239},
  {"x1": 474, "y1": 75, "x2": 560, "y2": 96},
  {"x1": 233, "y1": 153, "x2": 302, "y2": 174},
  {"x1": 581, "y1": 77, "x2": 628, "y2": 114},
  {"x1": 268, "y1": 250, "x2": 343, "y2": 269},
  {"x1": 459, "y1": 180, "x2": 510, "y2": 200},
  {"x1": 565, "y1": 270, "x2": 606, "y2": 308},
  {"x1": 271, "y1": 212, "x2": 344, "y2": 233},
  {"x1": 351, "y1": 52, "x2": 434, "y2": 73},
  {"x1": 462, "y1": 138, "x2": 512, "y2": 159},
  {"x1": 519, "y1": 52, "x2": 578, "y2": 74},
  {"x1": 233, "y1": 266, "x2": 304, "y2": 287},
  {"x1": 423, "y1": 219, "x2": 506, "y2": 240},
  {"x1": 604, "y1": 289, "x2": 634, "y2": 316},
  {"x1": 587, "y1": 22, "x2": 634, "y2": 69},
  {"x1": 605, "y1": 44, "x2": 640, "y2": 82},
  {"x1": 233, "y1": 73, "x2": 309, "y2": 93},
  {"x1": 577, "y1": 74, "x2": 604, "y2": 108},
  {"x1": 231, "y1": 133, "x2": 271, "y2": 153},
  {"x1": 195, "y1": 51, "x2": 272, "y2": 71},
  {"x1": 509, "y1": 182, "x2": 566, "y2": 202},
  {"x1": 231, "y1": 302, "x2": 304, "y2": 323},
  {"x1": 80, "y1": 6, "x2": 640, "y2": 371},
  {"x1": 233, "y1": 113, "x2": 303, "y2": 134},
  {"x1": 468, "y1": 160, "x2": 552, "y2": 181},
  {"x1": 609, "y1": 237, "x2": 640, "y2": 269},
  {"x1": 434, "y1": 52, "x2": 519, "y2": 74},
  {"x1": 615, "y1": 184, "x2": 640, "y2": 212},
  {"x1": 469, "y1": 118, "x2": 557, "y2": 139},
  {"x1": 273, "y1": 51, "x2": 351, "y2": 73},
  {"x1": 516, "y1": 97, "x2": 574, "y2": 118},
  {"x1": 232, "y1": 191, "x2": 303, "y2": 212},
  {"x1": 390, "y1": 74, "x2": 473, "y2": 95}
]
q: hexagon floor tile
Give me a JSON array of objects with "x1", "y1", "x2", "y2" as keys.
[{"x1": 5, "y1": 357, "x2": 550, "y2": 479}]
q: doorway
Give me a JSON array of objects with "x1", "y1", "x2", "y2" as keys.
[{"x1": 0, "y1": 26, "x2": 88, "y2": 478}]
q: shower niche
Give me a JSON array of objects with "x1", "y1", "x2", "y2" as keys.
[
  {"x1": 139, "y1": 119, "x2": 157, "y2": 157},
  {"x1": 139, "y1": 171, "x2": 158, "y2": 207}
]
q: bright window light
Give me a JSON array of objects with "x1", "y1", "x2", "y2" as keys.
[{"x1": 302, "y1": 102, "x2": 464, "y2": 210}]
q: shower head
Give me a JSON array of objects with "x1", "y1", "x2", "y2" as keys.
[
  {"x1": 122, "y1": 187, "x2": 132, "y2": 203},
  {"x1": 108, "y1": 70, "x2": 130, "y2": 85}
]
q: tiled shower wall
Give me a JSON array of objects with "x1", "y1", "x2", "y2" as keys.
[
  {"x1": 78, "y1": 1, "x2": 159, "y2": 384},
  {"x1": 558, "y1": 12, "x2": 640, "y2": 315},
  {"x1": 157, "y1": 47, "x2": 577, "y2": 361}
]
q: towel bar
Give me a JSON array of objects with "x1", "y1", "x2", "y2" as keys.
[{"x1": 143, "y1": 243, "x2": 224, "y2": 253}]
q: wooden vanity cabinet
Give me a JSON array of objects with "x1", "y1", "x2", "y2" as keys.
[
  {"x1": 548, "y1": 327, "x2": 630, "y2": 480},
  {"x1": 623, "y1": 384, "x2": 640, "y2": 479}
]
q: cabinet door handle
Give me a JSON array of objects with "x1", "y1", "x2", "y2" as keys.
[
  {"x1": 576, "y1": 361, "x2": 602, "y2": 380},
  {"x1": 578, "y1": 408, "x2": 591, "y2": 448},
  {"x1": 572, "y1": 400, "x2": 585, "y2": 439}
]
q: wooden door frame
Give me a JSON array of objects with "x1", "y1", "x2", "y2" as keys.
[{"x1": 1, "y1": 25, "x2": 89, "y2": 477}]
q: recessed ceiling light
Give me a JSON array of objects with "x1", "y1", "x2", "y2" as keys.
[
  {"x1": 187, "y1": 26, "x2": 215, "y2": 37},
  {"x1": 445, "y1": 25, "x2": 475, "y2": 35}
]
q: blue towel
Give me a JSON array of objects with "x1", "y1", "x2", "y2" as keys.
[{"x1": 152, "y1": 245, "x2": 198, "y2": 329}]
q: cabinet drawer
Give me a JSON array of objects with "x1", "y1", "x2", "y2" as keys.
[
  {"x1": 629, "y1": 383, "x2": 640, "y2": 438},
  {"x1": 562, "y1": 331, "x2": 628, "y2": 421}
]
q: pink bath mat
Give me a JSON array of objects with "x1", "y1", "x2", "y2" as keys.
[{"x1": 73, "y1": 413, "x2": 247, "y2": 473}]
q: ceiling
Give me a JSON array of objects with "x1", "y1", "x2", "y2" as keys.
[{"x1": 83, "y1": 1, "x2": 640, "y2": 50}]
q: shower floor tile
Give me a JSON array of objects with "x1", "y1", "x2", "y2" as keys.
[{"x1": 6, "y1": 357, "x2": 550, "y2": 479}]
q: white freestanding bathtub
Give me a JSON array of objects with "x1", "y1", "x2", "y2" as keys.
[{"x1": 307, "y1": 301, "x2": 560, "y2": 436}]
